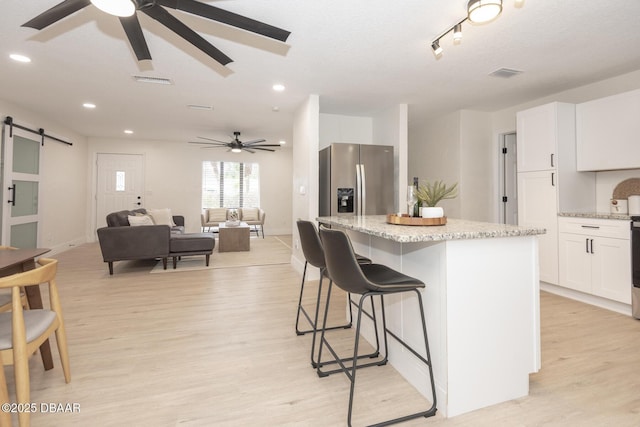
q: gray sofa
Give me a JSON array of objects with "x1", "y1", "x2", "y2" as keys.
[{"x1": 97, "y1": 208, "x2": 186, "y2": 275}]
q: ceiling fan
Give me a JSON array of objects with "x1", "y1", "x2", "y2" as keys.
[
  {"x1": 22, "y1": 0, "x2": 291, "y2": 66},
  {"x1": 189, "y1": 131, "x2": 280, "y2": 153}
]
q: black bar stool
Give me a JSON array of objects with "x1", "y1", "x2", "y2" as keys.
[
  {"x1": 296, "y1": 220, "x2": 378, "y2": 369},
  {"x1": 317, "y1": 226, "x2": 437, "y2": 427}
]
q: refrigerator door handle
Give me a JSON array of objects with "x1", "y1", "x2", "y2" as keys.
[
  {"x1": 360, "y1": 164, "x2": 367, "y2": 216},
  {"x1": 355, "y1": 164, "x2": 362, "y2": 215}
]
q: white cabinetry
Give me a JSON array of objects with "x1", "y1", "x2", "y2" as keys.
[
  {"x1": 517, "y1": 171, "x2": 558, "y2": 284},
  {"x1": 558, "y1": 217, "x2": 631, "y2": 304},
  {"x1": 576, "y1": 89, "x2": 640, "y2": 171},
  {"x1": 516, "y1": 103, "x2": 596, "y2": 286}
]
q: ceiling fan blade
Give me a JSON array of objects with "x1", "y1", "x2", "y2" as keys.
[
  {"x1": 119, "y1": 14, "x2": 152, "y2": 61},
  {"x1": 242, "y1": 139, "x2": 266, "y2": 145},
  {"x1": 251, "y1": 147, "x2": 276, "y2": 152},
  {"x1": 249, "y1": 144, "x2": 281, "y2": 147},
  {"x1": 198, "y1": 136, "x2": 230, "y2": 144},
  {"x1": 243, "y1": 148, "x2": 256, "y2": 154},
  {"x1": 157, "y1": 0, "x2": 291, "y2": 42},
  {"x1": 189, "y1": 141, "x2": 228, "y2": 146},
  {"x1": 142, "y1": 4, "x2": 232, "y2": 66},
  {"x1": 22, "y1": 0, "x2": 91, "y2": 30}
]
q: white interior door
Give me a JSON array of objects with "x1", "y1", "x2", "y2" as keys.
[
  {"x1": 1, "y1": 128, "x2": 42, "y2": 248},
  {"x1": 96, "y1": 153, "x2": 144, "y2": 228}
]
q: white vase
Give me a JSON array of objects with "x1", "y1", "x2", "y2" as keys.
[{"x1": 421, "y1": 206, "x2": 444, "y2": 218}]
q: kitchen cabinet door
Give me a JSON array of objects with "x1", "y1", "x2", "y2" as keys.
[
  {"x1": 576, "y1": 89, "x2": 640, "y2": 171},
  {"x1": 558, "y1": 233, "x2": 592, "y2": 294},
  {"x1": 517, "y1": 171, "x2": 558, "y2": 285},
  {"x1": 516, "y1": 103, "x2": 557, "y2": 172},
  {"x1": 591, "y1": 236, "x2": 632, "y2": 304}
]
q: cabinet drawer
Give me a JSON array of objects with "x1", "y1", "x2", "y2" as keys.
[{"x1": 558, "y1": 217, "x2": 630, "y2": 239}]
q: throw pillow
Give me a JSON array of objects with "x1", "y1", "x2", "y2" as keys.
[
  {"x1": 207, "y1": 208, "x2": 228, "y2": 222},
  {"x1": 241, "y1": 207, "x2": 259, "y2": 221},
  {"x1": 147, "y1": 208, "x2": 176, "y2": 227},
  {"x1": 128, "y1": 215, "x2": 154, "y2": 226}
]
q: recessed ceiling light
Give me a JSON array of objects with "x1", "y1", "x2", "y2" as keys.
[
  {"x1": 279, "y1": 140, "x2": 286, "y2": 145},
  {"x1": 124, "y1": 130, "x2": 134, "y2": 134},
  {"x1": 272, "y1": 106, "x2": 280, "y2": 112},
  {"x1": 10, "y1": 54, "x2": 31, "y2": 63},
  {"x1": 83, "y1": 103, "x2": 96, "y2": 109},
  {"x1": 272, "y1": 84, "x2": 285, "y2": 92}
]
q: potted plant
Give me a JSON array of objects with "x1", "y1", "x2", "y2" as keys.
[{"x1": 414, "y1": 180, "x2": 458, "y2": 218}]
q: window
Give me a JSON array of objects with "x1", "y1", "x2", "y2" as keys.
[{"x1": 202, "y1": 161, "x2": 260, "y2": 208}]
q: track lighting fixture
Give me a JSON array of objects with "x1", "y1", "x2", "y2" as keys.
[{"x1": 430, "y1": 0, "x2": 515, "y2": 59}]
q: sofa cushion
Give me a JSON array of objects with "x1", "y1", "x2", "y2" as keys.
[
  {"x1": 147, "y1": 208, "x2": 177, "y2": 227},
  {"x1": 241, "y1": 207, "x2": 259, "y2": 221},
  {"x1": 207, "y1": 208, "x2": 228, "y2": 223},
  {"x1": 128, "y1": 215, "x2": 154, "y2": 226}
]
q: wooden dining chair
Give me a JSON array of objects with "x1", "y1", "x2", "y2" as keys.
[
  {"x1": 0, "y1": 246, "x2": 27, "y2": 313},
  {"x1": 0, "y1": 258, "x2": 71, "y2": 427}
]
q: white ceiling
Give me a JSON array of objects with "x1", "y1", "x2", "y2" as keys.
[{"x1": 1, "y1": 0, "x2": 639, "y2": 145}]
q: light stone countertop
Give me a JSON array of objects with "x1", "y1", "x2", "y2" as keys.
[
  {"x1": 558, "y1": 212, "x2": 631, "y2": 221},
  {"x1": 316, "y1": 215, "x2": 546, "y2": 243}
]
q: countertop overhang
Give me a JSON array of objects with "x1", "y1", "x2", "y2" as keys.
[{"x1": 317, "y1": 215, "x2": 546, "y2": 243}]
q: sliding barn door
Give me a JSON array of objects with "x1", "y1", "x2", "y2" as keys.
[{"x1": 1, "y1": 127, "x2": 42, "y2": 248}]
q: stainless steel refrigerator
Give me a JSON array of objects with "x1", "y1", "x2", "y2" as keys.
[{"x1": 319, "y1": 143, "x2": 395, "y2": 216}]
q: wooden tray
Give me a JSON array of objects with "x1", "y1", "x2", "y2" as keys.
[{"x1": 386, "y1": 214, "x2": 447, "y2": 226}]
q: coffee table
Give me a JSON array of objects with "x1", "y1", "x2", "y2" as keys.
[{"x1": 218, "y1": 222, "x2": 250, "y2": 252}]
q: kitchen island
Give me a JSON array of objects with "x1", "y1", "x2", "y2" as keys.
[{"x1": 317, "y1": 215, "x2": 545, "y2": 418}]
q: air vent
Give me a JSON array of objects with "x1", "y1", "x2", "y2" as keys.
[
  {"x1": 132, "y1": 75, "x2": 173, "y2": 85},
  {"x1": 489, "y1": 68, "x2": 523, "y2": 78},
  {"x1": 187, "y1": 104, "x2": 213, "y2": 111}
]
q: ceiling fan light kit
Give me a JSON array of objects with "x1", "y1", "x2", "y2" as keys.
[
  {"x1": 23, "y1": 0, "x2": 291, "y2": 66},
  {"x1": 430, "y1": 0, "x2": 508, "y2": 58},
  {"x1": 90, "y1": 0, "x2": 135, "y2": 17}
]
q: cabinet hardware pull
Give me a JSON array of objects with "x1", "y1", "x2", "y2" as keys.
[
  {"x1": 581, "y1": 225, "x2": 600, "y2": 229},
  {"x1": 590, "y1": 239, "x2": 594, "y2": 254},
  {"x1": 551, "y1": 153, "x2": 554, "y2": 167},
  {"x1": 585, "y1": 238, "x2": 589, "y2": 253},
  {"x1": 551, "y1": 172, "x2": 555, "y2": 186}
]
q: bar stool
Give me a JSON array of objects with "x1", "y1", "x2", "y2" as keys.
[
  {"x1": 318, "y1": 227, "x2": 437, "y2": 427},
  {"x1": 296, "y1": 220, "x2": 378, "y2": 369}
]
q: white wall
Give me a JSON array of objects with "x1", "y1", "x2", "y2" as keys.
[
  {"x1": 408, "y1": 111, "x2": 462, "y2": 218},
  {"x1": 88, "y1": 136, "x2": 293, "y2": 237},
  {"x1": 291, "y1": 95, "x2": 320, "y2": 271},
  {"x1": 459, "y1": 110, "x2": 493, "y2": 221},
  {"x1": 373, "y1": 105, "x2": 408, "y2": 213},
  {"x1": 0, "y1": 100, "x2": 88, "y2": 253}
]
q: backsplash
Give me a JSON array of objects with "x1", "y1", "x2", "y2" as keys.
[{"x1": 596, "y1": 169, "x2": 640, "y2": 212}]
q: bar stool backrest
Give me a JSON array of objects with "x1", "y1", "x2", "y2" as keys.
[
  {"x1": 296, "y1": 220, "x2": 326, "y2": 269},
  {"x1": 319, "y1": 227, "x2": 372, "y2": 295}
]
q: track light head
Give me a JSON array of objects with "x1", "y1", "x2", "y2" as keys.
[
  {"x1": 467, "y1": 0, "x2": 503, "y2": 23},
  {"x1": 431, "y1": 40, "x2": 443, "y2": 56},
  {"x1": 453, "y1": 24, "x2": 463, "y2": 43}
]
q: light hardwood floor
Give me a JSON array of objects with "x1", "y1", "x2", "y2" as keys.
[{"x1": 6, "y1": 237, "x2": 640, "y2": 426}]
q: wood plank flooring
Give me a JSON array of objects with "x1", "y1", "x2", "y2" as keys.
[{"x1": 6, "y1": 238, "x2": 640, "y2": 426}]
